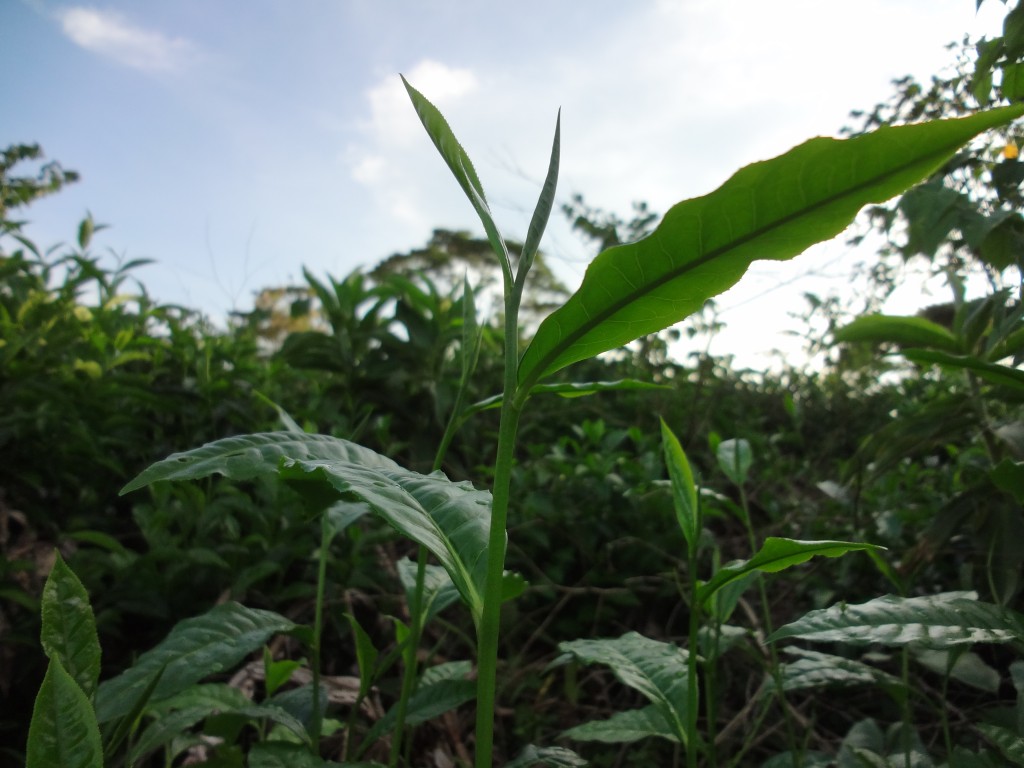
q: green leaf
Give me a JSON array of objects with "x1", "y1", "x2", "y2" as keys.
[
  {"x1": 518, "y1": 111, "x2": 561, "y2": 283},
  {"x1": 562, "y1": 704, "x2": 678, "y2": 744},
  {"x1": 661, "y1": 419, "x2": 699, "y2": 553},
  {"x1": 131, "y1": 684, "x2": 311, "y2": 762},
  {"x1": 775, "y1": 648, "x2": 903, "y2": 696},
  {"x1": 40, "y1": 551, "x2": 101, "y2": 699},
  {"x1": 94, "y1": 602, "x2": 297, "y2": 723},
  {"x1": 467, "y1": 379, "x2": 668, "y2": 415},
  {"x1": 716, "y1": 438, "x2": 753, "y2": 487},
  {"x1": 976, "y1": 724, "x2": 1024, "y2": 766},
  {"x1": 698, "y1": 538, "x2": 883, "y2": 606},
  {"x1": 364, "y1": 661, "x2": 475, "y2": 745},
  {"x1": 768, "y1": 592, "x2": 1024, "y2": 647},
  {"x1": 263, "y1": 647, "x2": 302, "y2": 698},
  {"x1": 556, "y1": 632, "x2": 690, "y2": 744},
  {"x1": 401, "y1": 76, "x2": 511, "y2": 279},
  {"x1": 517, "y1": 105, "x2": 1024, "y2": 388},
  {"x1": 397, "y1": 556, "x2": 460, "y2": 628},
  {"x1": 27, "y1": 657, "x2": 103, "y2": 768},
  {"x1": 505, "y1": 744, "x2": 589, "y2": 767},
  {"x1": 121, "y1": 432, "x2": 399, "y2": 494},
  {"x1": 834, "y1": 314, "x2": 960, "y2": 353},
  {"x1": 248, "y1": 743, "x2": 332, "y2": 768},
  {"x1": 901, "y1": 348, "x2": 1024, "y2": 393},
  {"x1": 913, "y1": 648, "x2": 1000, "y2": 693},
  {"x1": 344, "y1": 612, "x2": 379, "y2": 698}
]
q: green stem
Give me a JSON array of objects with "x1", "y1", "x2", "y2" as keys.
[
  {"x1": 687, "y1": 574, "x2": 701, "y2": 768},
  {"x1": 311, "y1": 515, "x2": 330, "y2": 749},
  {"x1": 475, "y1": 271, "x2": 524, "y2": 768}
]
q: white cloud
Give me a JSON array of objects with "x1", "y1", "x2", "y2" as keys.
[{"x1": 56, "y1": 6, "x2": 195, "y2": 73}]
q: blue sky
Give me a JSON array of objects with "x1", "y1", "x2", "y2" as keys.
[{"x1": 1, "y1": 1, "x2": 1009, "y2": 367}]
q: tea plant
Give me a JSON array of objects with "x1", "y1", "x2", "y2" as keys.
[{"x1": 24, "y1": 79, "x2": 1024, "y2": 768}]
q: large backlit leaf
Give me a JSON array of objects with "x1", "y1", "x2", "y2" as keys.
[
  {"x1": 556, "y1": 632, "x2": 690, "y2": 744},
  {"x1": 40, "y1": 551, "x2": 100, "y2": 699},
  {"x1": 26, "y1": 657, "x2": 102, "y2": 768},
  {"x1": 518, "y1": 106, "x2": 1024, "y2": 387},
  {"x1": 94, "y1": 602, "x2": 297, "y2": 723},
  {"x1": 834, "y1": 314, "x2": 960, "y2": 352},
  {"x1": 697, "y1": 538, "x2": 883, "y2": 606},
  {"x1": 768, "y1": 592, "x2": 1024, "y2": 647}
]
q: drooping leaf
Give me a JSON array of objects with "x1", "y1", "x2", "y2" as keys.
[
  {"x1": 661, "y1": 419, "x2": 699, "y2": 553},
  {"x1": 505, "y1": 744, "x2": 589, "y2": 767},
  {"x1": 562, "y1": 704, "x2": 678, "y2": 744},
  {"x1": 774, "y1": 648, "x2": 903, "y2": 696},
  {"x1": 698, "y1": 538, "x2": 883, "y2": 606},
  {"x1": 121, "y1": 432, "x2": 399, "y2": 494},
  {"x1": 976, "y1": 724, "x2": 1024, "y2": 766},
  {"x1": 768, "y1": 592, "x2": 1024, "y2": 647},
  {"x1": 278, "y1": 458, "x2": 497, "y2": 628},
  {"x1": 716, "y1": 438, "x2": 753, "y2": 487},
  {"x1": 517, "y1": 106, "x2": 1024, "y2": 387},
  {"x1": 94, "y1": 602, "x2": 297, "y2": 723},
  {"x1": 901, "y1": 348, "x2": 1024, "y2": 393},
  {"x1": 834, "y1": 314, "x2": 960, "y2": 353},
  {"x1": 40, "y1": 551, "x2": 101, "y2": 699},
  {"x1": 556, "y1": 632, "x2": 690, "y2": 744},
  {"x1": 26, "y1": 657, "x2": 102, "y2": 768}
]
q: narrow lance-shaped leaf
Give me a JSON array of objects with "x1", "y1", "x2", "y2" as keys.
[
  {"x1": 661, "y1": 419, "x2": 699, "y2": 554},
  {"x1": 901, "y1": 348, "x2": 1024, "y2": 393},
  {"x1": 697, "y1": 538, "x2": 884, "y2": 607},
  {"x1": 517, "y1": 110, "x2": 561, "y2": 287},
  {"x1": 834, "y1": 314, "x2": 961, "y2": 352},
  {"x1": 518, "y1": 105, "x2": 1024, "y2": 389},
  {"x1": 402, "y1": 76, "x2": 512, "y2": 280},
  {"x1": 40, "y1": 551, "x2": 101, "y2": 700}
]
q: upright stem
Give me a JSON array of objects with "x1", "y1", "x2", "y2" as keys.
[
  {"x1": 475, "y1": 282, "x2": 524, "y2": 768},
  {"x1": 310, "y1": 515, "x2": 331, "y2": 749},
  {"x1": 686, "y1": 574, "x2": 701, "y2": 768}
]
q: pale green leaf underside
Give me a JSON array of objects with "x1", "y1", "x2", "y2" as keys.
[
  {"x1": 558, "y1": 632, "x2": 689, "y2": 744},
  {"x1": 95, "y1": 602, "x2": 296, "y2": 723},
  {"x1": 768, "y1": 592, "x2": 1024, "y2": 647},
  {"x1": 698, "y1": 538, "x2": 883, "y2": 606},
  {"x1": 776, "y1": 648, "x2": 902, "y2": 694},
  {"x1": 519, "y1": 105, "x2": 1024, "y2": 386}
]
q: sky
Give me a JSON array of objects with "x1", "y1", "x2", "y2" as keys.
[{"x1": 1, "y1": 1, "x2": 1012, "y2": 369}]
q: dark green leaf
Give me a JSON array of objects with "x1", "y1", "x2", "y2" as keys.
[
  {"x1": 769, "y1": 592, "x2": 1024, "y2": 647},
  {"x1": 557, "y1": 632, "x2": 690, "y2": 744},
  {"x1": 563, "y1": 704, "x2": 678, "y2": 744},
  {"x1": 902, "y1": 348, "x2": 1024, "y2": 392},
  {"x1": 698, "y1": 538, "x2": 883, "y2": 606},
  {"x1": 977, "y1": 723, "x2": 1024, "y2": 766},
  {"x1": 364, "y1": 661, "x2": 475, "y2": 745},
  {"x1": 518, "y1": 111, "x2": 561, "y2": 282},
  {"x1": 661, "y1": 419, "x2": 699, "y2": 553},
  {"x1": 506, "y1": 744, "x2": 589, "y2": 767},
  {"x1": 518, "y1": 106, "x2": 1024, "y2": 387},
  {"x1": 94, "y1": 602, "x2": 296, "y2": 723},
  {"x1": 716, "y1": 438, "x2": 753, "y2": 487},
  {"x1": 27, "y1": 658, "x2": 102, "y2": 768},
  {"x1": 40, "y1": 551, "x2": 101, "y2": 699},
  {"x1": 992, "y1": 459, "x2": 1024, "y2": 503}
]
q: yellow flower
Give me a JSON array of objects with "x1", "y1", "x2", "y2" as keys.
[{"x1": 1003, "y1": 142, "x2": 1019, "y2": 160}]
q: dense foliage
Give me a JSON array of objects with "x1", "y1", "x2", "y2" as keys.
[{"x1": 5, "y1": 6, "x2": 1024, "y2": 766}]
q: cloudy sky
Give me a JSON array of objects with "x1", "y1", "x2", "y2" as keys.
[{"x1": 1, "y1": 1, "x2": 1010, "y2": 368}]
